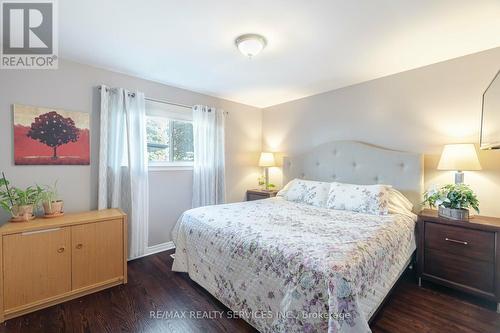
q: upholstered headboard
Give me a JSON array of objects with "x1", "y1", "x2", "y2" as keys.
[{"x1": 282, "y1": 141, "x2": 424, "y2": 209}]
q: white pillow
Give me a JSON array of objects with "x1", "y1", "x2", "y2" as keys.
[
  {"x1": 388, "y1": 188, "x2": 415, "y2": 218},
  {"x1": 326, "y1": 182, "x2": 390, "y2": 215},
  {"x1": 388, "y1": 188, "x2": 413, "y2": 211},
  {"x1": 276, "y1": 179, "x2": 296, "y2": 198},
  {"x1": 278, "y1": 179, "x2": 331, "y2": 207}
]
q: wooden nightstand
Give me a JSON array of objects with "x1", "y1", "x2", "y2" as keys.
[
  {"x1": 417, "y1": 209, "x2": 500, "y2": 312},
  {"x1": 246, "y1": 189, "x2": 278, "y2": 201}
]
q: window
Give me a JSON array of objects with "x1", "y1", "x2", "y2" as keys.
[{"x1": 146, "y1": 100, "x2": 194, "y2": 168}]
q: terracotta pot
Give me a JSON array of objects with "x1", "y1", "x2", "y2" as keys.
[
  {"x1": 43, "y1": 200, "x2": 64, "y2": 215},
  {"x1": 10, "y1": 205, "x2": 35, "y2": 222}
]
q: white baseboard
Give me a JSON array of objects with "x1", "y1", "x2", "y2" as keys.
[
  {"x1": 146, "y1": 241, "x2": 176, "y2": 255},
  {"x1": 128, "y1": 241, "x2": 175, "y2": 261}
]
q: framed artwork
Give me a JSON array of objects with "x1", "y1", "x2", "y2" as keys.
[{"x1": 13, "y1": 104, "x2": 90, "y2": 165}]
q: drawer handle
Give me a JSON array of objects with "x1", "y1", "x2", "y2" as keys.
[
  {"x1": 57, "y1": 247, "x2": 65, "y2": 253},
  {"x1": 22, "y1": 228, "x2": 61, "y2": 236},
  {"x1": 445, "y1": 237, "x2": 468, "y2": 245},
  {"x1": 76, "y1": 243, "x2": 83, "y2": 249}
]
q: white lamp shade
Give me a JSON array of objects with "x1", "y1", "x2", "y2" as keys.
[
  {"x1": 258, "y1": 152, "x2": 275, "y2": 167},
  {"x1": 437, "y1": 144, "x2": 482, "y2": 171}
]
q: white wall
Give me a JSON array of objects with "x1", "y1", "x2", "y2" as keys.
[
  {"x1": 148, "y1": 170, "x2": 192, "y2": 246},
  {"x1": 0, "y1": 60, "x2": 262, "y2": 246},
  {"x1": 262, "y1": 47, "x2": 500, "y2": 217}
]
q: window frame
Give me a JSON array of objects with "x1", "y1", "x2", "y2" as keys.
[{"x1": 145, "y1": 108, "x2": 194, "y2": 171}]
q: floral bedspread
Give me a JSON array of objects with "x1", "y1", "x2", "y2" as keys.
[{"x1": 172, "y1": 198, "x2": 416, "y2": 333}]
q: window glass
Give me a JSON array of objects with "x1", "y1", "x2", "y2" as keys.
[
  {"x1": 172, "y1": 120, "x2": 194, "y2": 162},
  {"x1": 146, "y1": 116, "x2": 193, "y2": 165}
]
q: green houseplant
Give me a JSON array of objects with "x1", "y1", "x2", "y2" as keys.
[
  {"x1": 0, "y1": 173, "x2": 43, "y2": 222},
  {"x1": 257, "y1": 176, "x2": 276, "y2": 191},
  {"x1": 423, "y1": 183, "x2": 479, "y2": 220},
  {"x1": 40, "y1": 181, "x2": 64, "y2": 216}
]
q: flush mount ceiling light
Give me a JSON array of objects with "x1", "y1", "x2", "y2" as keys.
[{"x1": 235, "y1": 34, "x2": 267, "y2": 58}]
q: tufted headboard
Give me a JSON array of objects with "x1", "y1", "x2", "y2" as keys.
[{"x1": 282, "y1": 141, "x2": 424, "y2": 209}]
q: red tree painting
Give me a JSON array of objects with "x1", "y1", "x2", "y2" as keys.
[
  {"x1": 27, "y1": 111, "x2": 80, "y2": 159},
  {"x1": 14, "y1": 105, "x2": 90, "y2": 165}
]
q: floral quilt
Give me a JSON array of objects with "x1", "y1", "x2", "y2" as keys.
[{"x1": 172, "y1": 198, "x2": 416, "y2": 333}]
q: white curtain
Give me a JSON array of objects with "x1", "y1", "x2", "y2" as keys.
[
  {"x1": 192, "y1": 105, "x2": 226, "y2": 207},
  {"x1": 98, "y1": 85, "x2": 149, "y2": 259}
]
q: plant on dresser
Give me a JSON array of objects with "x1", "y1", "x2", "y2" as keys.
[
  {"x1": 40, "y1": 181, "x2": 64, "y2": 217},
  {"x1": 257, "y1": 175, "x2": 276, "y2": 191},
  {"x1": 0, "y1": 173, "x2": 43, "y2": 222},
  {"x1": 423, "y1": 184, "x2": 479, "y2": 220},
  {"x1": 0, "y1": 173, "x2": 66, "y2": 221}
]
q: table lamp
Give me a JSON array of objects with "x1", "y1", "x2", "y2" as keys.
[
  {"x1": 258, "y1": 152, "x2": 275, "y2": 190},
  {"x1": 437, "y1": 144, "x2": 482, "y2": 184}
]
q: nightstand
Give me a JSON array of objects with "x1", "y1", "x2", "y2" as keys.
[
  {"x1": 246, "y1": 189, "x2": 278, "y2": 201},
  {"x1": 417, "y1": 209, "x2": 500, "y2": 313}
]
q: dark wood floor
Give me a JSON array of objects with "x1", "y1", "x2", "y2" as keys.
[{"x1": 1, "y1": 250, "x2": 499, "y2": 333}]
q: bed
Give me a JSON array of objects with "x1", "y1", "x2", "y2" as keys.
[{"x1": 172, "y1": 141, "x2": 423, "y2": 333}]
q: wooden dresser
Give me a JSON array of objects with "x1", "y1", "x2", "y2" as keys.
[
  {"x1": 246, "y1": 189, "x2": 278, "y2": 201},
  {"x1": 417, "y1": 209, "x2": 500, "y2": 312},
  {"x1": 0, "y1": 209, "x2": 127, "y2": 322}
]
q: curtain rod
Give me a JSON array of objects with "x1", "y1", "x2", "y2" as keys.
[
  {"x1": 98, "y1": 86, "x2": 192, "y2": 109},
  {"x1": 145, "y1": 97, "x2": 192, "y2": 109}
]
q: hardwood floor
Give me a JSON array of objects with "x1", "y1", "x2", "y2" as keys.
[
  {"x1": 1, "y1": 250, "x2": 499, "y2": 333},
  {"x1": 370, "y1": 275, "x2": 500, "y2": 333}
]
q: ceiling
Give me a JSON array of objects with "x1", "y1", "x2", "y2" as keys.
[{"x1": 60, "y1": 0, "x2": 500, "y2": 108}]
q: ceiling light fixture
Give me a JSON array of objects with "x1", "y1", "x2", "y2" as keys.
[{"x1": 235, "y1": 34, "x2": 267, "y2": 58}]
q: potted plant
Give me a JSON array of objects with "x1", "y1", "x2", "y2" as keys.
[
  {"x1": 0, "y1": 173, "x2": 43, "y2": 222},
  {"x1": 423, "y1": 184, "x2": 480, "y2": 221},
  {"x1": 40, "y1": 181, "x2": 64, "y2": 217},
  {"x1": 258, "y1": 176, "x2": 276, "y2": 191},
  {"x1": 258, "y1": 175, "x2": 266, "y2": 190}
]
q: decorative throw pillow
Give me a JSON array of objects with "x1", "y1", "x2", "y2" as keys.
[
  {"x1": 279, "y1": 179, "x2": 331, "y2": 207},
  {"x1": 326, "y1": 182, "x2": 390, "y2": 215}
]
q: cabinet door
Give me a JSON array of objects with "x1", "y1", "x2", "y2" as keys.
[
  {"x1": 71, "y1": 219, "x2": 124, "y2": 290},
  {"x1": 3, "y1": 227, "x2": 71, "y2": 311}
]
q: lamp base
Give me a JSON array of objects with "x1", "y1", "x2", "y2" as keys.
[{"x1": 455, "y1": 171, "x2": 464, "y2": 184}]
